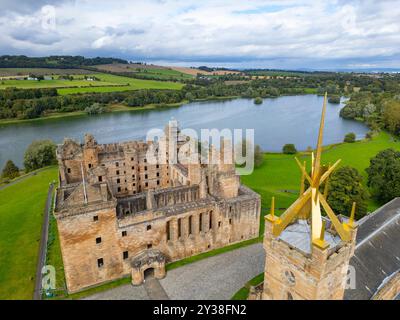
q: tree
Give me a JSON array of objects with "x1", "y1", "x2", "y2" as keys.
[
  {"x1": 1, "y1": 160, "x2": 20, "y2": 180},
  {"x1": 85, "y1": 103, "x2": 104, "y2": 115},
  {"x1": 185, "y1": 92, "x2": 194, "y2": 102},
  {"x1": 383, "y1": 100, "x2": 400, "y2": 135},
  {"x1": 254, "y1": 145, "x2": 264, "y2": 168},
  {"x1": 282, "y1": 144, "x2": 297, "y2": 154},
  {"x1": 235, "y1": 139, "x2": 264, "y2": 168},
  {"x1": 328, "y1": 95, "x2": 341, "y2": 104},
  {"x1": 366, "y1": 149, "x2": 400, "y2": 203},
  {"x1": 326, "y1": 166, "x2": 369, "y2": 220},
  {"x1": 254, "y1": 97, "x2": 263, "y2": 105},
  {"x1": 24, "y1": 140, "x2": 57, "y2": 172},
  {"x1": 344, "y1": 132, "x2": 356, "y2": 143}
]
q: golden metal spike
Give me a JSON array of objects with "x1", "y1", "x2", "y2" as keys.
[
  {"x1": 313, "y1": 92, "x2": 327, "y2": 184},
  {"x1": 319, "y1": 192, "x2": 351, "y2": 241},
  {"x1": 299, "y1": 161, "x2": 306, "y2": 195},
  {"x1": 266, "y1": 196, "x2": 279, "y2": 224},
  {"x1": 320, "y1": 159, "x2": 341, "y2": 184},
  {"x1": 323, "y1": 178, "x2": 329, "y2": 197},
  {"x1": 344, "y1": 202, "x2": 357, "y2": 231},
  {"x1": 273, "y1": 189, "x2": 312, "y2": 236},
  {"x1": 349, "y1": 202, "x2": 356, "y2": 225},
  {"x1": 313, "y1": 217, "x2": 329, "y2": 250},
  {"x1": 320, "y1": 220, "x2": 326, "y2": 241},
  {"x1": 270, "y1": 197, "x2": 275, "y2": 217},
  {"x1": 311, "y1": 152, "x2": 315, "y2": 176},
  {"x1": 295, "y1": 157, "x2": 312, "y2": 185}
]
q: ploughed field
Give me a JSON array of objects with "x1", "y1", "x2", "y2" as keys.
[
  {"x1": 92, "y1": 63, "x2": 194, "y2": 80},
  {"x1": 0, "y1": 71, "x2": 184, "y2": 94}
]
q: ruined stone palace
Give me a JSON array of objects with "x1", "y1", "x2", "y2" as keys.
[{"x1": 54, "y1": 121, "x2": 260, "y2": 293}]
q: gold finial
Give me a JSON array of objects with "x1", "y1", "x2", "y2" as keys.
[
  {"x1": 270, "y1": 196, "x2": 275, "y2": 217},
  {"x1": 349, "y1": 202, "x2": 356, "y2": 225},
  {"x1": 323, "y1": 164, "x2": 330, "y2": 197},
  {"x1": 269, "y1": 93, "x2": 351, "y2": 246},
  {"x1": 266, "y1": 196, "x2": 279, "y2": 224},
  {"x1": 313, "y1": 92, "x2": 327, "y2": 185}
]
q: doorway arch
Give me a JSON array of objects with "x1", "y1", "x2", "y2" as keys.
[{"x1": 131, "y1": 249, "x2": 166, "y2": 285}]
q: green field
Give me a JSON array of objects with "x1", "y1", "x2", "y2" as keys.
[
  {"x1": 0, "y1": 167, "x2": 58, "y2": 299},
  {"x1": 0, "y1": 72, "x2": 184, "y2": 94},
  {"x1": 57, "y1": 74, "x2": 183, "y2": 95},
  {"x1": 0, "y1": 78, "x2": 117, "y2": 89},
  {"x1": 242, "y1": 131, "x2": 400, "y2": 235}
]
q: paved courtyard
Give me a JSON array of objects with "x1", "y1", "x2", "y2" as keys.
[{"x1": 84, "y1": 243, "x2": 265, "y2": 300}]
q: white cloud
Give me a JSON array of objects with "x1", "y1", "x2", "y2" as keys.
[{"x1": 0, "y1": 0, "x2": 399, "y2": 69}]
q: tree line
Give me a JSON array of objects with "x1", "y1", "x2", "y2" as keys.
[{"x1": 0, "y1": 55, "x2": 128, "y2": 68}]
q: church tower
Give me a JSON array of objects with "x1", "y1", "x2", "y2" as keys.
[{"x1": 262, "y1": 93, "x2": 358, "y2": 300}]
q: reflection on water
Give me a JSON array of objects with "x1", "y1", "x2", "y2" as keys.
[{"x1": 0, "y1": 95, "x2": 368, "y2": 167}]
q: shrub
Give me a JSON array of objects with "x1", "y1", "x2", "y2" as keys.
[
  {"x1": 253, "y1": 97, "x2": 263, "y2": 105},
  {"x1": 254, "y1": 145, "x2": 264, "y2": 168},
  {"x1": 328, "y1": 95, "x2": 341, "y2": 104},
  {"x1": 344, "y1": 132, "x2": 356, "y2": 143},
  {"x1": 282, "y1": 144, "x2": 297, "y2": 154},
  {"x1": 85, "y1": 103, "x2": 105, "y2": 115},
  {"x1": 1, "y1": 160, "x2": 20, "y2": 180}
]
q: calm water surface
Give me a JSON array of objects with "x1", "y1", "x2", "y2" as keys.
[{"x1": 0, "y1": 95, "x2": 368, "y2": 168}]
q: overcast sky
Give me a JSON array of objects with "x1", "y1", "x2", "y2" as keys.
[{"x1": 1, "y1": 0, "x2": 400, "y2": 70}]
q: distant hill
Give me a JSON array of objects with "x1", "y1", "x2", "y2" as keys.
[{"x1": 0, "y1": 55, "x2": 128, "y2": 69}]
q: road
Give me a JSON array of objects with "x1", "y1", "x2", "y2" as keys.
[{"x1": 33, "y1": 182, "x2": 55, "y2": 300}]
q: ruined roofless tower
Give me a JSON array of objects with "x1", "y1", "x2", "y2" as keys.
[{"x1": 262, "y1": 93, "x2": 358, "y2": 300}]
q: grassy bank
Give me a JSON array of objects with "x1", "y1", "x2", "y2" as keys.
[
  {"x1": 0, "y1": 166, "x2": 58, "y2": 299},
  {"x1": 231, "y1": 273, "x2": 264, "y2": 300},
  {"x1": 0, "y1": 95, "x2": 240, "y2": 125},
  {"x1": 242, "y1": 131, "x2": 400, "y2": 235},
  {"x1": 0, "y1": 101, "x2": 187, "y2": 125}
]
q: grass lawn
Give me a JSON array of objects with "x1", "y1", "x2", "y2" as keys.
[
  {"x1": 45, "y1": 210, "x2": 66, "y2": 298},
  {"x1": 231, "y1": 273, "x2": 264, "y2": 300},
  {"x1": 242, "y1": 131, "x2": 400, "y2": 235},
  {"x1": 0, "y1": 166, "x2": 58, "y2": 299}
]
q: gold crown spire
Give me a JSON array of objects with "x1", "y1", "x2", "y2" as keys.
[{"x1": 266, "y1": 93, "x2": 355, "y2": 247}]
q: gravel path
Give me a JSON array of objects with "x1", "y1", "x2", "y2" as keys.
[
  {"x1": 85, "y1": 242, "x2": 265, "y2": 300},
  {"x1": 83, "y1": 283, "x2": 150, "y2": 300}
]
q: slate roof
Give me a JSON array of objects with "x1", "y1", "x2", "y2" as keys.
[{"x1": 344, "y1": 197, "x2": 400, "y2": 300}]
